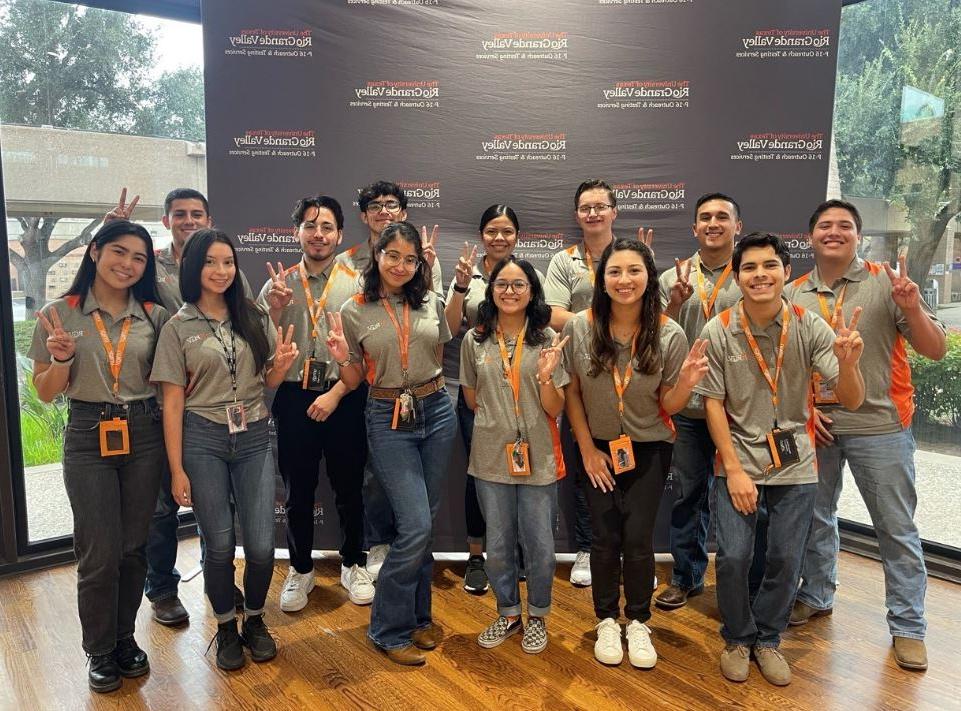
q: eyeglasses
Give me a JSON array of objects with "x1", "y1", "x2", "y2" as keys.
[
  {"x1": 577, "y1": 203, "x2": 613, "y2": 216},
  {"x1": 379, "y1": 249, "x2": 421, "y2": 270},
  {"x1": 365, "y1": 200, "x2": 403, "y2": 214},
  {"x1": 300, "y1": 222, "x2": 338, "y2": 235},
  {"x1": 483, "y1": 228, "x2": 517, "y2": 239},
  {"x1": 492, "y1": 279, "x2": 530, "y2": 294}
]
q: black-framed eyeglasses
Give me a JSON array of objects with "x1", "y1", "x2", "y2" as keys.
[
  {"x1": 365, "y1": 200, "x2": 403, "y2": 214},
  {"x1": 492, "y1": 279, "x2": 530, "y2": 293}
]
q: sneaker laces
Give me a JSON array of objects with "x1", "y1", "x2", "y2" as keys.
[
  {"x1": 595, "y1": 619, "x2": 621, "y2": 647},
  {"x1": 574, "y1": 551, "x2": 590, "y2": 567},
  {"x1": 283, "y1": 570, "x2": 305, "y2": 593},
  {"x1": 725, "y1": 643, "x2": 750, "y2": 659},
  {"x1": 352, "y1": 565, "x2": 374, "y2": 586},
  {"x1": 626, "y1": 621, "x2": 653, "y2": 648},
  {"x1": 755, "y1": 646, "x2": 785, "y2": 663}
]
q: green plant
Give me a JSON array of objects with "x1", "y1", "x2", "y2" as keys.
[
  {"x1": 15, "y1": 355, "x2": 67, "y2": 467},
  {"x1": 13, "y1": 318, "x2": 37, "y2": 357},
  {"x1": 909, "y1": 331, "x2": 961, "y2": 427}
]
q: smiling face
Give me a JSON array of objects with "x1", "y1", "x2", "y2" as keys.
[
  {"x1": 735, "y1": 245, "x2": 791, "y2": 307},
  {"x1": 810, "y1": 206, "x2": 860, "y2": 265},
  {"x1": 91, "y1": 234, "x2": 149, "y2": 292},
  {"x1": 298, "y1": 206, "x2": 342, "y2": 263},
  {"x1": 603, "y1": 247, "x2": 648, "y2": 307},
  {"x1": 163, "y1": 198, "x2": 212, "y2": 253},
  {"x1": 575, "y1": 187, "x2": 618, "y2": 239},
  {"x1": 376, "y1": 236, "x2": 420, "y2": 293},
  {"x1": 201, "y1": 241, "x2": 237, "y2": 297},
  {"x1": 481, "y1": 214, "x2": 518, "y2": 264},
  {"x1": 693, "y1": 198, "x2": 741, "y2": 256},
  {"x1": 492, "y1": 262, "x2": 531, "y2": 318},
  {"x1": 361, "y1": 193, "x2": 408, "y2": 240}
]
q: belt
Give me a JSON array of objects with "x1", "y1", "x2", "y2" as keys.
[
  {"x1": 69, "y1": 397, "x2": 157, "y2": 418},
  {"x1": 370, "y1": 375, "x2": 445, "y2": 400}
]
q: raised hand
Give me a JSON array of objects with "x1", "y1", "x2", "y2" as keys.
[
  {"x1": 638, "y1": 226, "x2": 655, "y2": 255},
  {"x1": 324, "y1": 310, "x2": 349, "y2": 363},
  {"x1": 273, "y1": 325, "x2": 299, "y2": 373},
  {"x1": 669, "y1": 257, "x2": 694, "y2": 305},
  {"x1": 677, "y1": 338, "x2": 710, "y2": 390},
  {"x1": 537, "y1": 333, "x2": 570, "y2": 382},
  {"x1": 884, "y1": 253, "x2": 922, "y2": 311},
  {"x1": 265, "y1": 261, "x2": 294, "y2": 311},
  {"x1": 454, "y1": 241, "x2": 478, "y2": 289},
  {"x1": 103, "y1": 187, "x2": 140, "y2": 223},
  {"x1": 36, "y1": 307, "x2": 76, "y2": 362},
  {"x1": 833, "y1": 306, "x2": 864, "y2": 367},
  {"x1": 420, "y1": 224, "x2": 439, "y2": 269}
]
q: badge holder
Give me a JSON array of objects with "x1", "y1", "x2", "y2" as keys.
[
  {"x1": 391, "y1": 390, "x2": 418, "y2": 431},
  {"x1": 99, "y1": 417, "x2": 130, "y2": 457},
  {"x1": 505, "y1": 436, "x2": 531, "y2": 476},
  {"x1": 302, "y1": 357, "x2": 329, "y2": 392},
  {"x1": 811, "y1": 373, "x2": 839, "y2": 405},
  {"x1": 766, "y1": 427, "x2": 800, "y2": 470},
  {"x1": 609, "y1": 433, "x2": 635, "y2": 475},
  {"x1": 226, "y1": 402, "x2": 248, "y2": 434}
]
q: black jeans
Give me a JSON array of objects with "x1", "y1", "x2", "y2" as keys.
[
  {"x1": 63, "y1": 399, "x2": 164, "y2": 656},
  {"x1": 583, "y1": 438, "x2": 672, "y2": 623},
  {"x1": 272, "y1": 382, "x2": 368, "y2": 572},
  {"x1": 456, "y1": 386, "x2": 486, "y2": 543}
]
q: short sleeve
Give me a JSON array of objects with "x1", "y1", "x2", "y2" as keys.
[
  {"x1": 460, "y1": 332, "x2": 478, "y2": 389},
  {"x1": 262, "y1": 308, "x2": 277, "y2": 365},
  {"x1": 150, "y1": 320, "x2": 187, "y2": 386},
  {"x1": 561, "y1": 317, "x2": 578, "y2": 378},
  {"x1": 436, "y1": 295, "x2": 452, "y2": 345},
  {"x1": 239, "y1": 269, "x2": 254, "y2": 300},
  {"x1": 809, "y1": 314, "x2": 839, "y2": 387},
  {"x1": 544, "y1": 252, "x2": 572, "y2": 309},
  {"x1": 339, "y1": 298, "x2": 363, "y2": 359},
  {"x1": 660, "y1": 323, "x2": 688, "y2": 387},
  {"x1": 27, "y1": 311, "x2": 52, "y2": 363},
  {"x1": 658, "y1": 267, "x2": 672, "y2": 311},
  {"x1": 256, "y1": 276, "x2": 273, "y2": 312},
  {"x1": 693, "y1": 321, "x2": 725, "y2": 400}
]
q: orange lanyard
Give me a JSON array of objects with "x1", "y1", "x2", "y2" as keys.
[
  {"x1": 380, "y1": 298, "x2": 411, "y2": 380},
  {"x1": 300, "y1": 263, "x2": 343, "y2": 339},
  {"x1": 610, "y1": 328, "x2": 639, "y2": 431},
  {"x1": 91, "y1": 312, "x2": 132, "y2": 397},
  {"x1": 739, "y1": 301, "x2": 790, "y2": 423},
  {"x1": 695, "y1": 259, "x2": 733, "y2": 320},
  {"x1": 495, "y1": 321, "x2": 528, "y2": 421},
  {"x1": 582, "y1": 243, "x2": 596, "y2": 286},
  {"x1": 816, "y1": 282, "x2": 847, "y2": 329}
]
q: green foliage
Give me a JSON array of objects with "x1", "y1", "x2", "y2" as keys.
[
  {"x1": 13, "y1": 318, "x2": 36, "y2": 357},
  {"x1": 133, "y1": 66, "x2": 206, "y2": 142},
  {"x1": 909, "y1": 331, "x2": 961, "y2": 427},
  {"x1": 15, "y1": 355, "x2": 66, "y2": 468}
]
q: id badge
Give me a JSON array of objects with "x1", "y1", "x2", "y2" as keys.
[
  {"x1": 812, "y1": 373, "x2": 839, "y2": 405},
  {"x1": 99, "y1": 417, "x2": 130, "y2": 457},
  {"x1": 609, "y1": 434, "x2": 635, "y2": 475},
  {"x1": 766, "y1": 428, "x2": 800, "y2": 470},
  {"x1": 390, "y1": 391, "x2": 418, "y2": 431},
  {"x1": 505, "y1": 438, "x2": 532, "y2": 476},
  {"x1": 226, "y1": 402, "x2": 248, "y2": 433},
  {"x1": 302, "y1": 358, "x2": 329, "y2": 391}
]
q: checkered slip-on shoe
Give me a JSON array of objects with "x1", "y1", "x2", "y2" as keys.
[
  {"x1": 477, "y1": 616, "x2": 522, "y2": 649},
  {"x1": 521, "y1": 616, "x2": 548, "y2": 654}
]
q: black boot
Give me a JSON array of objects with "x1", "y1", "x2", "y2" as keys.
[
  {"x1": 88, "y1": 653, "x2": 122, "y2": 693},
  {"x1": 241, "y1": 614, "x2": 277, "y2": 662},
  {"x1": 212, "y1": 618, "x2": 245, "y2": 671}
]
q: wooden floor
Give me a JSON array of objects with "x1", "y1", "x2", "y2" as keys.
[{"x1": 0, "y1": 540, "x2": 958, "y2": 711}]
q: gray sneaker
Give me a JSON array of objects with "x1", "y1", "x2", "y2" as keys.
[
  {"x1": 753, "y1": 645, "x2": 791, "y2": 686},
  {"x1": 477, "y1": 616, "x2": 522, "y2": 649},
  {"x1": 521, "y1": 617, "x2": 548, "y2": 654},
  {"x1": 720, "y1": 643, "x2": 750, "y2": 682}
]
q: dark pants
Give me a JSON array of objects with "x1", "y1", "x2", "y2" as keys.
[
  {"x1": 144, "y1": 458, "x2": 181, "y2": 602},
  {"x1": 272, "y1": 382, "x2": 368, "y2": 572},
  {"x1": 456, "y1": 386, "x2": 486, "y2": 544},
  {"x1": 667, "y1": 414, "x2": 715, "y2": 590},
  {"x1": 63, "y1": 399, "x2": 164, "y2": 656},
  {"x1": 583, "y1": 438, "x2": 672, "y2": 622},
  {"x1": 560, "y1": 414, "x2": 593, "y2": 552}
]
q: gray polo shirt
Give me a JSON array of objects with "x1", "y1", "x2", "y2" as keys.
[
  {"x1": 544, "y1": 243, "x2": 596, "y2": 314},
  {"x1": 340, "y1": 291, "x2": 451, "y2": 388},
  {"x1": 151, "y1": 303, "x2": 276, "y2": 425},
  {"x1": 460, "y1": 327, "x2": 569, "y2": 485},
  {"x1": 256, "y1": 257, "x2": 361, "y2": 383},
  {"x1": 334, "y1": 240, "x2": 444, "y2": 297},
  {"x1": 786, "y1": 258, "x2": 945, "y2": 436},
  {"x1": 154, "y1": 245, "x2": 254, "y2": 314},
  {"x1": 694, "y1": 299, "x2": 838, "y2": 485},
  {"x1": 29, "y1": 291, "x2": 170, "y2": 403},
  {"x1": 561, "y1": 311, "x2": 688, "y2": 442},
  {"x1": 658, "y1": 252, "x2": 741, "y2": 419},
  {"x1": 446, "y1": 262, "x2": 547, "y2": 332}
]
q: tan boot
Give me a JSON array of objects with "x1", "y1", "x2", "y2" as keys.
[
  {"x1": 720, "y1": 644, "x2": 750, "y2": 682},
  {"x1": 788, "y1": 600, "x2": 832, "y2": 626},
  {"x1": 379, "y1": 644, "x2": 426, "y2": 666},
  {"x1": 753, "y1": 646, "x2": 791, "y2": 686},
  {"x1": 892, "y1": 637, "x2": 927, "y2": 670},
  {"x1": 412, "y1": 624, "x2": 439, "y2": 651}
]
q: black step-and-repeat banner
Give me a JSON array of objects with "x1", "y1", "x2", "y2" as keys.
[{"x1": 202, "y1": 0, "x2": 841, "y2": 552}]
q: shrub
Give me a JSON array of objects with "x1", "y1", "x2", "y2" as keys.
[
  {"x1": 909, "y1": 331, "x2": 961, "y2": 428},
  {"x1": 15, "y1": 355, "x2": 67, "y2": 467}
]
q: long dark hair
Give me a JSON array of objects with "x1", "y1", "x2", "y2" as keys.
[
  {"x1": 588, "y1": 238, "x2": 661, "y2": 376},
  {"x1": 63, "y1": 220, "x2": 161, "y2": 309},
  {"x1": 362, "y1": 221, "x2": 430, "y2": 308},
  {"x1": 474, "y1": 257, "x2": 550, "y2": 347},
  {"x1": 179, "y1": 229, "x2": 271, "y2": 373}
]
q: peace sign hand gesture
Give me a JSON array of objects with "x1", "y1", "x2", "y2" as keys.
[
  {"x1": 273, "y1": 325, "x2": 299, "y2": 374},
  {"x1": 884, "y1": 254, "x2": 922, "y2": 312},
  {"x1": 324, "y1": 311, "x2": 350, "y2": 363},
  {"x1": 36, "y1": 307, "x2": 76, "y2": 362},
  {"x1": 265, "y1": 261, "x2": 294, "y2": 311},
  {"x1": 537, "y1": 333, "x2": 570, "y2": 383},
  {"x1": 669, "y1": 257, "x2": 694, "y2": 306},
  {"x1": 833, "y1": 306, "x2": 864, "y2": 368},
  {"x1": 677, "y1": 338, "x2": 710, "y2": 390},
  {"x1": 638, "y1": 226, "x2": 655, "y2": 256},
  {"x1": 454, "y1": 241, "x2": 478, "y2": 289},
  {"x1": 103, "y1": 187, "x2": 140, "y2": 223},
  {"x1": 420, "y1": 224, "x2": 439, "y2": 269}
]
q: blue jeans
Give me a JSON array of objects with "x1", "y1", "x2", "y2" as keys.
[
  {"x1": 714, "y1": 478, "x2": 817, "y2": 648},
  {"x1": 796, "y1": 429, "x2": 926, "y2": 639},
  {"x1": 668, "y1": 415, "x2": 715, "y2": 590},
  {"x1": 365, "y1": 390, "x2": 457, "y2": 650},
  {"x1": 183, "y1": 412, "x2": 276, "y2": 623},
  {"x1": 364, "y1": 461, "x2": 395, "y2": 549},
  {"x1": 474, "y1": 479, "x2": 557, "y2": 617},
  {"x1": 144, "y1": 459, "x2": 181, "y2": 602}
]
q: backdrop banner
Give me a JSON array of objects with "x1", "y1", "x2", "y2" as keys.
[{"x1": 202, "y1": 0, "x2": 842, "y2": 552}]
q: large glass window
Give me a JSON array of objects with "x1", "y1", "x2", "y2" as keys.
[{"x1": 1, "y1": 0, "x2": 204, "y2": 546}]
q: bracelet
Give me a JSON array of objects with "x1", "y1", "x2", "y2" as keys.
[
  {"x1": 52, "y1": 354, "x2": 75, "y2": 365},
  {"x1": 452, "y1": 283, "x2": 469, "y2": 294},
  {"x1": 337, "y1": 357, "x2": 352, "y2": 368},
  {"x1": 536, "y1": 374, "x2": 553, "y2": 386}
]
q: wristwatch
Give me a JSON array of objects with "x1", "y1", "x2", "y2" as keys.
[
  {"x1": 452, "y1": 283, "x2": 469, "y2": 294},
  {"x1": 337, "y1": 357, "x2": 352, "y2": 368}
]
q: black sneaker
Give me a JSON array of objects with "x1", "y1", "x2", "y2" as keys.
[
  {"x1": 209, "y1": 618, "x2": 245, "y2": 671},
  {"x1": 234, "y1": 585, "x2": 245, "y2": 611},
  {"x1": 87, "y1": 653, "x2": 122, "y2": 693},
  {"x1": 241, "y1": 614, "x2": 277, "y2": 662},
  {"x1": 114, "y1": 637, "x2": 150, "y2": 678},
  {"x1": 463, "y1": 555, "x2": 489, "y2": 595}
]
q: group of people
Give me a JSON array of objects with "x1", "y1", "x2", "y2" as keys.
[{"x1": 28, "y1": 179, "x2": 943, "y2": 694}]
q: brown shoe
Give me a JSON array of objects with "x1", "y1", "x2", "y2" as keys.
[
  {"x1": 719, "y1": 644, "x2": 750, "y2": 682},
  {"x1": 654, "y1": 584, "x2": 704, "y2": 610},
  {"x1": 151, "y1": 596, "x2": 189, "y2": 626},
  {"x1": 892, "y1": 637, "x2": 927, "y2": 670},
  {"x1": 788, "y1": 600, "x2": 832, "y2": 626},
  {"x1": 382, "y1": 644, "x2": 426, "y2": 666},
  {"x1": 753, "y1": 645, "x2": 791, "y2": 686},
  {"x1": 412, "y1": 625, "x2": 438, "y2": 651}
]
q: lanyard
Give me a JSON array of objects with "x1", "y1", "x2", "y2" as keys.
[
  {"x1": 695, "y1": 259, "x2": 733, "y2": 320},
  {"x1": 816, "y1": 282, "x2": 847, "y2": 329},
  {"x1": 381, "y1": 298, "x2": 411, "y2": 385},
  {"x1": 610, "y1": 327, "x2": 639, "y2": 434},
  {"x1": 196, "y1": 306, "x2": 239, "y2": 400},
  {"x1": 582, "y1": 243, "x2": 596, "y2": 286},
  {"x1": 496, "y1": 321, "x2": 528, "y2": 434},
  {"x1": 739, "y1": 301, "x2": 790, "y2": 426},
  {"x1": 91, "y1": 312, "x2": 132, "y2": 398},
  {"x1": 301, "y1": 262, "x2": 343, "y2": 352}
]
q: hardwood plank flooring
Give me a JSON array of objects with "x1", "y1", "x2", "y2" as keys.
[{"x1": 0, "y1": 540, "x2": 957, "y2": 710}]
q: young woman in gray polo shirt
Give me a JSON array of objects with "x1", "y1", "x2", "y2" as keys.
[
  {"x1": 151, "y1": 229, "x2": 298, "y2": 672},
  {"x1": 562, "y1": 238, "x2": 709, "y2": 669},
  {"x1": 29, "y1": 220, "x2": 169, "y2": 693},
  {"x1": 327, "y1": 221, "x2": 457, "y2": 667},
  {"x1": 460, "y1": 256, "x2": 569, "y2": 654}
]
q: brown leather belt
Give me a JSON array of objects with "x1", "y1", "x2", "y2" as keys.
[{"x1": 369, "y1": 375, "x2": 445, "y2": 400}]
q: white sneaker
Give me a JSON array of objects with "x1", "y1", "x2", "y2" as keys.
[
  {"x1": 594, "y1": 618, "x2": 623, "y2": 665},
  {"x1": 341, "y1": 564, "x2": 375, "y2": 605},
  {"x1": 366, "y1": 544, "x2": 389, "y2": 581},
  {"x1": 653, "y1": 575, "x2": 658, "y2": 590},
  {"x1": 279, "y1": 567, "x2": 315, "y2": 612},
  {"x1": 570, "y1": 551, "x2": 592, "y2": 587},
  {"x1": 626, "y1": 620, "x2": 657, "y2": 668}
]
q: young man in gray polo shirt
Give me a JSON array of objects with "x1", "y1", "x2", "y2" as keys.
[
  {"x1": 786, "y1": 200, "x2": 946, "y2": 671},
  {"x1": 695, "y1": 232, "x2": 865, "y2": 686}
]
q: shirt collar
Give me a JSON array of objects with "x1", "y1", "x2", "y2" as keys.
[
  {"x1": 802, "y1": 257, "x2": 868, "y2": 292},
  {"x1": 81, "y1": 289, "x2": 146, "y2": 320},
  {"x1": 729, "y1": 297, "x2": 788, "y2": 335}
]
